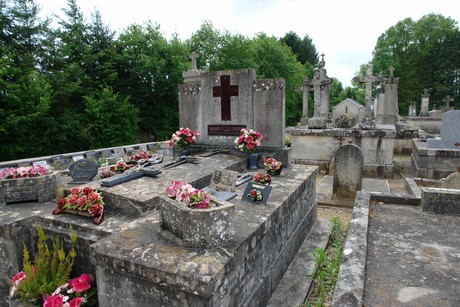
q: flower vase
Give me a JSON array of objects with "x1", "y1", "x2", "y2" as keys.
[
  {"x1": 173, "y1": 147, "x2": 191, "y2": 159},
  {"x1": 267, "y1": 165, "x2": 283, "y2": 176},
  {"x1": 248, "y1": 153, "x2": 259, "y2": 170}
]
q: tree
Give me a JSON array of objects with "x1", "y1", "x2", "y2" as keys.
[
  {"x1": 114, "y1": 22, "x2": 189, "y2": 141},
  {"x1": 252, "y1": 33, "x2": 307, "y2": 126},
  {"x1": 280, "y1": 31, "x2": 319, "y2": 66},
  {"x1": 371, "y1": 14, "x2": 459, "y2": 114},
  {"x1": 83, "y1": 87, "x2": 139, "y2": 149}
]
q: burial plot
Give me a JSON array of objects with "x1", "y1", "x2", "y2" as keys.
[{"x1": 333, "y1": 144, "x2": 363, "y2": 199}]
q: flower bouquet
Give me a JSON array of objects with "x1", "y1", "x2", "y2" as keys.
[
  {"x1": 53, "y1": 187, "x2": 105, "y2": 225},
  {"x1": 247, "y1": 189, "x2": 263, "y2": 202},
  {"x1": 165, "y1": 180, "x2": 212, "y2": 209},
  {"x1": 109, "y1": 161, "x2": 132, "y2": 173},
  {"x1": 264, "y1": 157, "x2": 283, "y2": 175},
  {"x1": 234, "y1": 128, "x2": 263, "y2": 153},
  {"x1": 0, "y1": 165, "x2": 50, "y2": 180},
  {"x1": 252, "y1": 172, "x2": 271, "y2": 185},
  {"x1": 168, "y1": 127, "x2": 200, "y2": 148},
  {"x1": 9, "y1": 226, "x2": 97, "y2": 306}
]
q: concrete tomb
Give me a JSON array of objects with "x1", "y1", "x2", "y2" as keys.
[{"x1": 412, "y1": 110, "x2": 460, "y2": 179}]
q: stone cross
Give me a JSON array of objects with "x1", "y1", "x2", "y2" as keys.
[
  {"x1": 189, "y1": 52, "x2": 199, "y2": 71},
  {"x1": 352, "y1": 64, "x2": 385, "y2": 117},
  {"x1": 443, "y1": 95, "x2": 454, "y2": 110},
  {"x1": 388, "y1": 66, "x2": 395, "y2": 78},
  {"x1": 213, "y1": 75, "x2": 239, "y2": 121},
  {"x1": 295, "y1": 81, "x2": 313, "y2": 119}
]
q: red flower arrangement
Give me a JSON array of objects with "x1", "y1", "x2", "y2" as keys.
[
  {"x1": 53, "y1": 187, "x2": 104, "y2": 225},
  {"x1": 234, "y1": 128, "x2": 263, "y2": 153},
  {"x1": 252, "y1": 172, "x2": 271, "y2": 185},
  {"x1": 168, "y1": 127, "x2": 200, "y2": 148}
]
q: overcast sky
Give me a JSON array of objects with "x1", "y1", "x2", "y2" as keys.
[{"x1": 37, "y1": 0, "x2": 460, "y2": 87}]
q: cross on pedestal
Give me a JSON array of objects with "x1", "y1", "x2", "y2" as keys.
[
  {"x1": 352, "y1": 63, "x2": 385, "y2": 117},
  {"x1": 443, "y1": 95, "x2": 454, "y2": 109},
  {"x1": 213, "y1": 75, "x2": 239, "y2": 121},
  {"x1": 189, "y1": 52, "x2": 199, "y2": 71}
]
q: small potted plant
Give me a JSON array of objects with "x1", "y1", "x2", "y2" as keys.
[
  {"x1": 168, "y1": 127, "x2": 200, "y2": 157},
  {"x1": 285, "y1": 135, "x2": 292, "y2": 147},
  {"x1": 160, "y1": 180, "x2": 235, "y2": 248},
  {"x1": 9, "y1": 226, "x2": 97, "y2": 306},
  {"x1": 52, "y1": 187, "x2": 105, "y2": 225},
  {"x1": 0, "y1": 165, "x2": 59, "y2": 205},
  {"x1": 234, "y1": 128, "x2": 263, "y2": 170},
  {"x1": 264, "y1": 157, "x2": 283, "y2": 175},
  {"x1": 252, "y1": 172, "x2": 272, "y2": 185}
]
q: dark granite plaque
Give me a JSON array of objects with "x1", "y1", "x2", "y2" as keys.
[
  {"x1": 242, "y1": 181, "x2": 272, "y2": 205},
  {"x1": 208, "y1": 125, "x2": 246, "y2": 136},
  {"x1": 69, "y1": 159, "x2": 98, "y2": 182}
]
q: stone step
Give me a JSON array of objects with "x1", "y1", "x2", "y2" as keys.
[{"x1": 267, "y1": 218, "x2": 332, "y2": 307}]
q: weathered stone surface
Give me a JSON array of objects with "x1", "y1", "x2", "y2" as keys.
[
  {"x1": 331, "y1": 192, "x2": 369, "y2": 307},
  {"x1": 421, "y1": 187, "x2": 460, "y2": 215},
  {"x1": 427, "y1": 110, "x2": 460, "y2": 149},
  {"x1": 364, "y1": 201, "x2": 460, "y2": 306},
  {"x1": 308, "y1": 116, "x2": 326, "y2": 129},
  {"x1": 0, "y1": 172, "x2": 60, "y2": 205},
  {"x1": 335, "y1": 113, "x2": 357, "y2": 128},
  {"x1": 440, "y1": 170, "x2": 460, "y2": 189},
  {"x1": 287, "y1": 126, "x2": 395, "y2": 178},
  {"x1": 333, "y1": 144, "x2": 363, "y2": 199},
  {"x1": 92, "y1": 164, "x2": 317, "y2": 306},
  {"x1": 159, "y1": 195, "x2": 235, "y2": 248}
]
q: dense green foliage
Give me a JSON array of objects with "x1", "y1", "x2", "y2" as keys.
[
  {"x1": 1, "y1": 0, "x2": 458, "y2": 161},
  {"x1": 370, "y1": 14, "x2": 460, "y2": 114}
]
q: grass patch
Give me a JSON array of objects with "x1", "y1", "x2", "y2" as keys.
[{"x1": 304, "y1": 217, "x2": 347, "y2": 307}]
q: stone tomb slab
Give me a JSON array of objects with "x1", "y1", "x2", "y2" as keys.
[
  {"x1": 317, "y1": 175, "x2": 390, "y2": 207},
  {"x1": 93, "y1": 154, "x2": 246, "y2": 217},
  {"x1": 92, "y1": 165, "x2": 317, "y2": 306}
]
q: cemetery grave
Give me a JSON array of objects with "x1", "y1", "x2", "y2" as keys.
[{"x1": 0, "y1": 56, "x2": 459, "y2": 306}]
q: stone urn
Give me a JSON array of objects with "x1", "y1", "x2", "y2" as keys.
[
  {"x1": 158, "y1": 195, "x2": 235, "y2": 248},
  {"x1": 0, "y1": 172, "x2": 60, "y2": 205}
]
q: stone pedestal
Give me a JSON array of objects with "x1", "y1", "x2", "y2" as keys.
[{"x1": 308, "y1": 117, "x2": 326, "y2": 129}]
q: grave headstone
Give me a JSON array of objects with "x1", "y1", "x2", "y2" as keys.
[
  {"x1": 52, "y1": 155, "x2": 69, "y2": 170},
  {"x1": 179, "y1": 68, "x2": 285, "y2": 148},
  {"x1": 85, "y1": 151, "x2": 98, "y2": 162},
  {"x1": 72, "y1": 155, "x2": 84, "y2": 161},
  {"x1": 68, "y1": 159, "x2": 98, "y2": 182},
  {"x1": 443, "y1": 95, "x2": 454, "y2": 111},
  {"x1": 420, "y1": 89, "x2": 430, "y2": 116},
  {"x1": 408, "y1": 101, "x2": 417, "y2": 117},
  {"x1": 112, "y1": 147, "x2": 126, "y2": 159},
  {"x1": 427, "y1": 110, "x2": 460, "y2": 149},
  {"x1": 333, "y1": 144, "x2": 363, "y2": 198},
  {"x1": 99, "y1": 149, "x2": 113, "y2": 158}
]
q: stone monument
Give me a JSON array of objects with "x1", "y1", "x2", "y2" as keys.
[
  {"x1": 376, "y1": 66, "x2": 399, "y2": 125},
  {"x1": 332, "y1": 144, "x2": 363, "y2": 198},
  {"x1": 420, "y1": 89, "x2": 430, "y2": 116},
  {"x1": 179, "y1": 68, "x2": 285, "y2": 148},
  {"x1": 353, "y1": 64, "x2": 385, "y2": 129}
]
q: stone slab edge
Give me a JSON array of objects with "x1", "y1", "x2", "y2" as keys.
[
  {"x1": 267, "y1": 218, "x2": 332, "y2": 307},
  {"x1": 331, "y1": 191, "x2": 369, "y2": 307}
]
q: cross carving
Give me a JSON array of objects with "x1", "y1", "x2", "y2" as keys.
[{"x1": 213, "y1": 75, "x2": 239, "y2": 121}]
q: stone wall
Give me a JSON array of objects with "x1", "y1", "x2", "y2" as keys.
[{"x1": 287, "y1": 126, "x2": 395, "y2": 178}]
